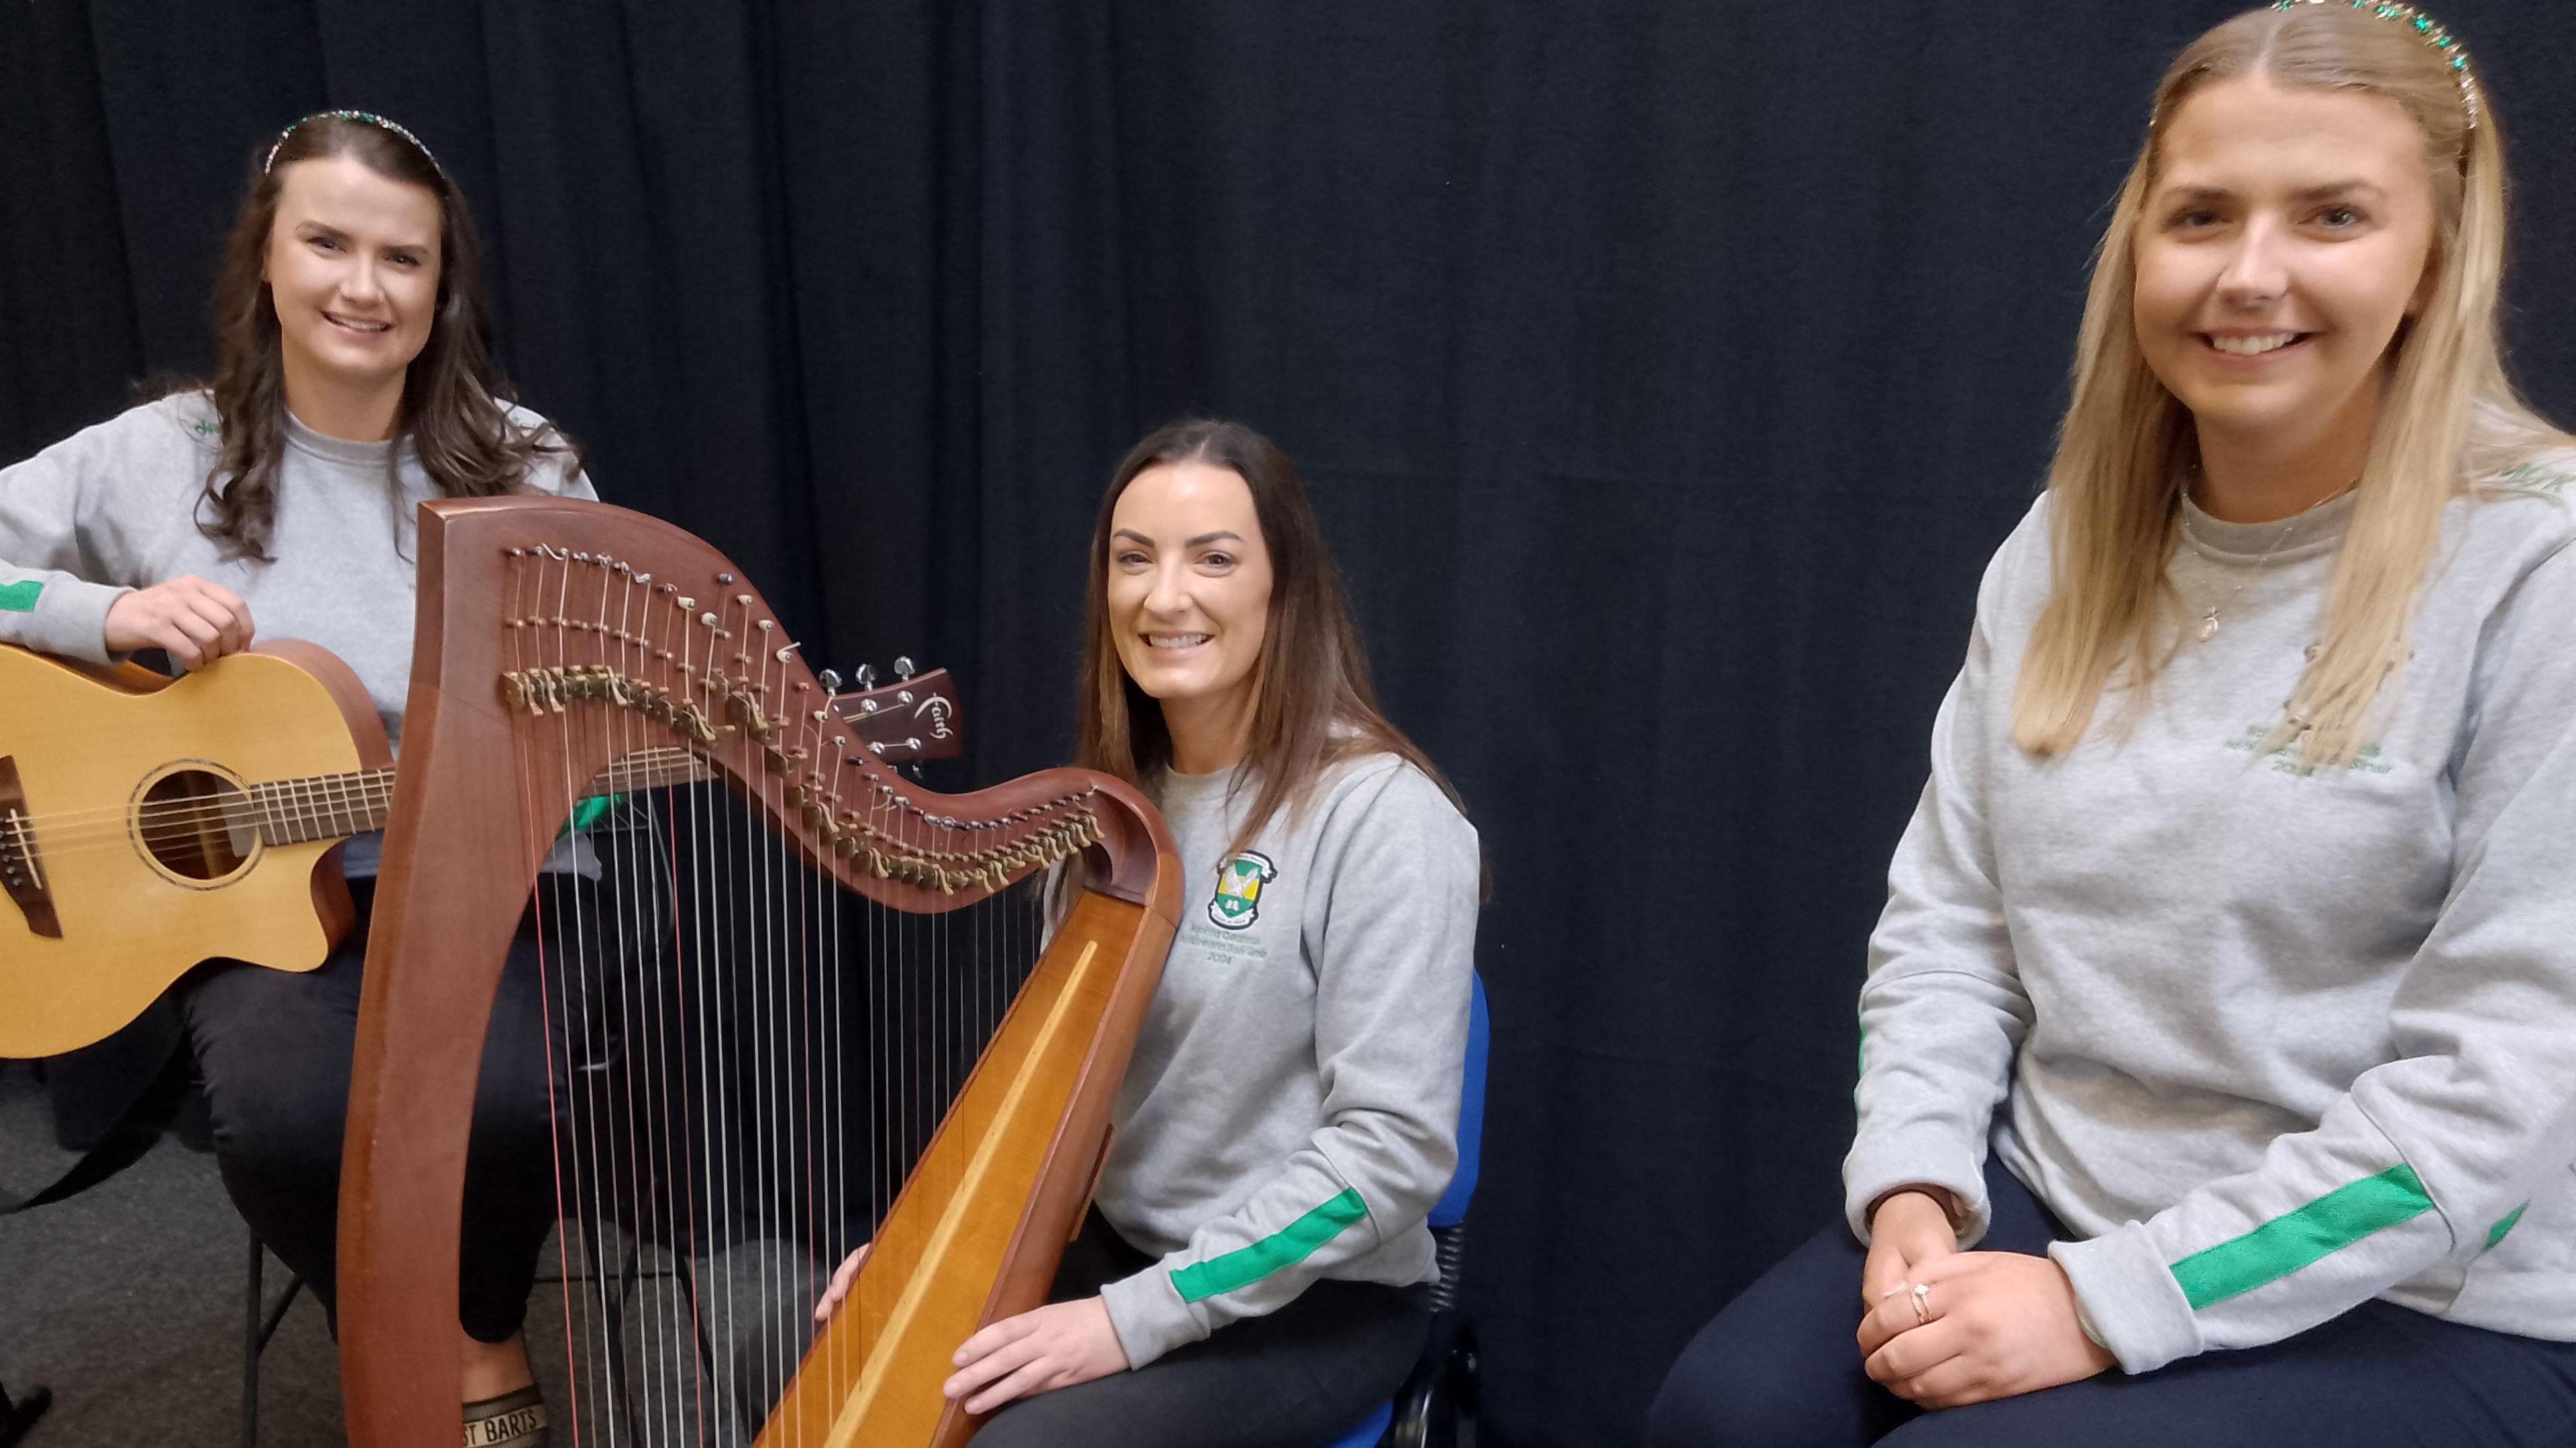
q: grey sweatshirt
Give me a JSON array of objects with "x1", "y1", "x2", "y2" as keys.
[
  {"x1": 0, "y1": 392, "x2": 594, "y2": 873},
  {"x1": 1847, "y1": 466, "x2": 2576, "y2": 1374},
  {"x1": 1093, "y1": 753, "x2": 1479, "y2": 1368}
]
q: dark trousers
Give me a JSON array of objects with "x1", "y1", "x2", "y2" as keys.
[
  {"x1": 967, "y1": 1209, "x2": 1431, "y2": 1448},
  {"x1": 180, "y1": 879, "x2": 572, "y2": 1343},
  {"x1": 1646, "y1": 1158, "x2": 2576, "y2": 1447}
]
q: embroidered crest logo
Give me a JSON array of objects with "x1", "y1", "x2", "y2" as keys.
[{"x1": 1208, "y1": 851, "x2": 1278, "y2": 932}]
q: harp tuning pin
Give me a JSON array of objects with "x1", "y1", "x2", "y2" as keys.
[
  {"x1": 818, "y1": 669, "x2": 842, "y2": 693},
  {"x1": 853, "y1": 663, "x2": 878, "y2": 691},
  {"x1": 892, "y1": 656, "x2": 916, "y2": 681}
]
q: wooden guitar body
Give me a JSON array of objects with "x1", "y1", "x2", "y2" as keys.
[{"x1": 0, "y1": 641, "x2": 386, "y2": 1058}]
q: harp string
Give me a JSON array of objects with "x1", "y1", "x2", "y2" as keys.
[
  {"x1": 610, "y1": 563, "x2": 672, "y2": 1448},
  {"x1": 491, "y1": 543, "x2": 1064, "y2": 1443}
]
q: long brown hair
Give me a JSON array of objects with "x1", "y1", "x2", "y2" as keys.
[
  {"x1": 1075, "y1": 418, "x2": 1470, "y2": 860},
  {"x1": 2011, "y1": 4, "x2": 2571, "y2": 766},
  {"x1": 196, "y1": 113, "x2": 576, "y2": 561}
]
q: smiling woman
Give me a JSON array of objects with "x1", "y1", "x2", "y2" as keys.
[
  {"x1": 199, "y1": 112, "x2": 574, "y2": 563},
  {"x1": 806, "y1": 419, "x2": 1482, "y2": 1447},
  {"x1": 1646, "y1": 5, "x2": 2576, "y2": 1447},
  {"x1": 0, "y1": 110, "x2": 593, "y2": 1448}
]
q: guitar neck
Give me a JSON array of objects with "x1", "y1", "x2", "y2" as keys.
[{"x1": 248, "y1": 749, "x2": 716, "y2": 847}]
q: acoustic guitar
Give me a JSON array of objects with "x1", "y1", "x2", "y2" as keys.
[{"x1": 0, "y1": 641, "x2": 963, "y2": 1058}]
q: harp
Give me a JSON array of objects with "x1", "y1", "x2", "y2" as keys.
[{"x1": 337, "y1": 496, "x2": 1179, "y2": 1447}]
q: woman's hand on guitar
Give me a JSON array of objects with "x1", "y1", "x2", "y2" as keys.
[
  {"x1": 943, "y1": 1296, "x2": 1130, "y2": 1414},
  {"x1": 811, "y1": 1243, "x2": 870, "y2": 1324},
  {"x1": 104, "y1": 576, "x2": 254, "y2": 669}
]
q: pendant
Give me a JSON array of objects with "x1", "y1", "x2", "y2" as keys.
[{"x1": 2198, "y1": 610, "x2": 2219, "y2": 643}]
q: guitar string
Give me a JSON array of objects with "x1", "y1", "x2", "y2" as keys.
[
  {"x1": 11, "y1": 688, "x2": 933, "y2": 843},
  {"x1": 10, "y1": 749, "x2": 713, "y2": 858}
]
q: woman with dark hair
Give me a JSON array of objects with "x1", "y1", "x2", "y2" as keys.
[
  {"x1": 0, "y1": 111, "x2": 588, "y2": 1443},
  {"x1": 818, "y1": 418, "x2": 1481, "y2": 1444}
]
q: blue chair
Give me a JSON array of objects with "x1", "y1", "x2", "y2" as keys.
[{"x1": 1329, "y1": 971, "x2": 1489, "y2": 1448}]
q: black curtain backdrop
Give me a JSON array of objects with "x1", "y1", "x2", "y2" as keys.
[{"x1": 6, "y1": 3, "x2": 2573, "y2": 1442}]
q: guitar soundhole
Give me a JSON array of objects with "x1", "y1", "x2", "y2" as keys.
[{"x1": 137, "y1": 769, "x2": 258, "y2": 883}]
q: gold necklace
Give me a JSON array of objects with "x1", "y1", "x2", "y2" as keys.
[{"x1": 2188, "y1": 512, "x2": 2308, "y2": 643}]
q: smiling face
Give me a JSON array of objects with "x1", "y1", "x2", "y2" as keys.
[
  {"x1": 263, "y1": 154, "x2": 443, "y2": 406},
  {"x1": 2132, "y1": 76, "x2": 2438, "y2": 453},
  {"x1": 1106, "y1": 461, "x2": 1275, "y2": 746}
]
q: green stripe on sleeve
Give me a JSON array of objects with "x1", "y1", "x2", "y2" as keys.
[
  {"x1": 559, "y1": 794, "x2": 624, "y2": 837},
  {"x1": 1171, "y1": 1188, "x2": 1368, "y2": 1304},
  {"x1": 2485, "y1": 1205, "x2": 2528, "y2": 1253},
  {"x1": 2168, "y1": 1164, "x2": 2435, "y2": 1311},
  {"x1": 0, "y1": 581, "x2": 42, "y2": 613}
]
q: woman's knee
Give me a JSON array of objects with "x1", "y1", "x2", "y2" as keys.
[
  {"x1": 201, "y1": 1062, "x2": 347, "y2": 1186},
  {"x1": 1646, "y1": 1304, "x2": 1823, "y2": 1447},
  {"x1": 1646, "y1": 1225, "x2": 1890, "y2": 1448}
]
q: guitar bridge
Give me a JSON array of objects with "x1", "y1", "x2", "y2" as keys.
[{"x1": 0, "y1": 756, "x2": 61, "y2": 938}]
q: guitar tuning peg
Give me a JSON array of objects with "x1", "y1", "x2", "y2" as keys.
[
  {"x1": 892, "y1": 656, "x2": 915, "y2": 681},
  {"x1": 817, "y1": 669, "x2": 843, "y2": 694},
  {"x1": 853, "y1": 663, "x2": 878, "y2": 691}
]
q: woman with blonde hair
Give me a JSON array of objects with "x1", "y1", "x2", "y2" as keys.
[{"x1": 1648, "y1": 5, "x2": 2576, "y2": 1443}]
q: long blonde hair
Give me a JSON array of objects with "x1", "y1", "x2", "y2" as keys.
[{"x1": 2013, "y1": 3, "x2": 2571, "y2": 765}]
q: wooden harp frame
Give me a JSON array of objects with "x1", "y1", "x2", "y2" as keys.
[{"x1": 338, "y1": 496, "x2": 1179, "y2": 1447}]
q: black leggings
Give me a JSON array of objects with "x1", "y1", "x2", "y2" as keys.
[
  {"x1": 965, "y1": 1210, "x2": 1430, "y2": 1448},
  {"x1": 180, "y1": 879, "x2": 573, "y2": 1343},
  {"x1": 718, "y1": 1212, "x2": 1429, "y2": 1446},
  {"x1": 1646, "y1": 1158, "x2": 2576, "y2": 1448}
]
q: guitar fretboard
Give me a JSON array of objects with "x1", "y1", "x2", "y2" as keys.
[
  {"x1": 251, "y1": 771, "x2": 395, "y2": 846},
  {"x1": 246, "y1": 748, "x2": 712, "y2": 848}
]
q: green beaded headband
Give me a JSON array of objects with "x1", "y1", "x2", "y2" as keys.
[
  {"x1": 262, "y1": 109, "x2": 449, "y2": 179},
  {"x1": 2270, "y1": 0, "x2": 2479, "y2": 130}
]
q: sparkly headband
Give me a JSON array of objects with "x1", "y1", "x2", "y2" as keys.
[
  {"x1": 2269, "y1": 0, "x2": 2480, "y2": 129},
  {"x1": 261, "y1": 109, "x2": 448, "y2": 178}
]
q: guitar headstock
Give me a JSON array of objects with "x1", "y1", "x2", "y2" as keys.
[{"x1": 826, "y1": 662, "x2": 965, "y2": 765}]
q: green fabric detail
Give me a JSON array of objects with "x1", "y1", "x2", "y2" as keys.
[
  {"x1": 557, "y1": 794, "x2": 623, "y2": 838},
  {"x1": 1170, "y1": 1188, "x2": 1367, "y2": 1304},
  {"x1": 0, "y1": 581, "x2": 41, "y2": 613},
  {"x1": 2485, "y1": 1205, "x2": 2528, "y2": 1253},
  {"x1": 2169, "y1": 1164, "x2": 2434, "y2": 1311}
]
